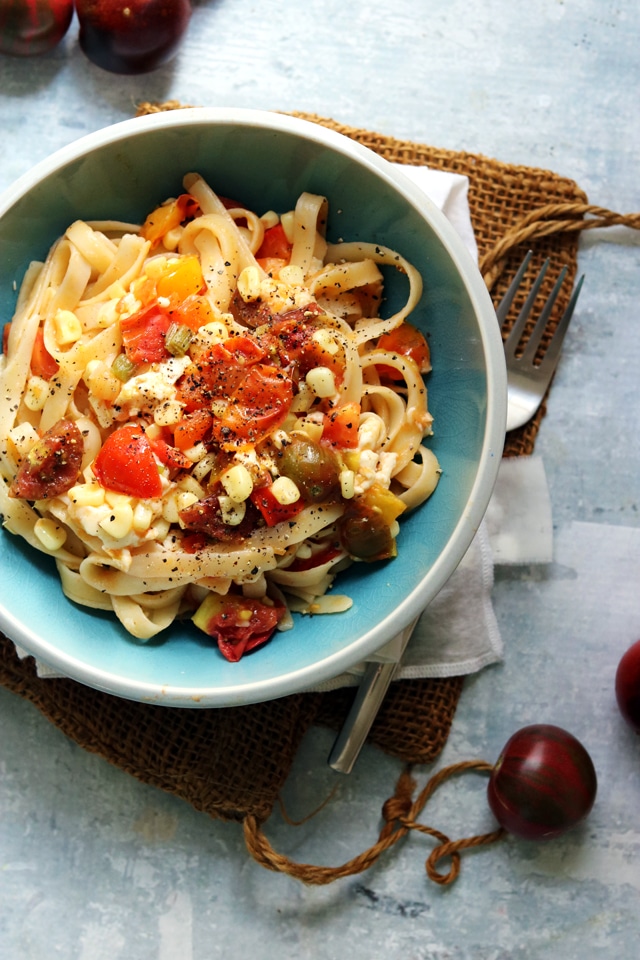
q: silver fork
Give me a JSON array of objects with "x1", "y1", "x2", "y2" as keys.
[
  {"x1": 497, "y1": 250, "x2": 585, "y2": 432},
  {"x1": 328, "y1": 252, "x2": 585, "y2": 774}
]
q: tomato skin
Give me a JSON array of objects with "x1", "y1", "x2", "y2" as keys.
[
  {"x1": 339, "y1": 483, "x2": 406, "y2": 561},
  {"x1": 255, "y1": 223, "x2": 293, "y2": 263},
  {"x1": 321, "y1": 402, "x2": 360, "y2": 450},
  {"x1": 93, "y1": 424, "x2": 163, "y2": 499},
  {"x1": 487, "y1": 725, "x2": 597, "y2": 841},
  {"x1": 76, "y1": 0, "x2": 192, "y2": 75},
  {"x1": 30, "y1": 327, "x2": 59, "y2": 380},
  {"x1": 376, "y1": 322, "x2": 431, "y2": 380},
  {"x1": 250, "y1": 481, "x2": 304, "y2": 527},
  {"x1": 0, "y1": 0, "x2": 73, "y2": 57},
  {"x1": 9, "y1": 419, "x2": 83, "y2": 500},
  {"x1": 147, "y1": 435, "x2": 191, "y2": 472},
  {"x1": 178, "y1": 493, "x2": 257, "y2": 542},
  {"x1": 172, "y1": 408, "x2": 213, "y2": 451},
  {"x1": 278, "y1": 437, "x2": 340, "y2": 504},
  {"x1": 615, "y1": 639, "x2": 640, "y2": 733},
  {"x1": 192, "y1": 592, "x2": 285, "y2": 662},
  {"x1": 177, "y1": 337, "x2": 265, "y2": 412},
  {"x1": 211, "y1": 363, "x2": 293, "y2": 450},
  {"x1": 120, "y1": 304, "x2": 172, "y2": 365},
  {"x1": 140, "y1": 194, "x2": 200, "y2": 247}
]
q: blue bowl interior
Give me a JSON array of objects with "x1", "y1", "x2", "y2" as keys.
[{"x1": 0, "y1": 111, "x2": 504, "y2": 706}]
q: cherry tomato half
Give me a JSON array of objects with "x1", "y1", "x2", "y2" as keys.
[{"x1": 93, "y1": 424, "x2": 163, "y2": 499}]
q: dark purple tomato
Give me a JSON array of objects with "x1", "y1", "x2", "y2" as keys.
[
  {"x1": 487, "y1": 724, "x2": 597, "y2": 841},
  {"x1": 615, "y1": 639, "x2": 640, "y2": 733},
  {"x1": 75, "y1": 0, "x2": 192, "y2": 74},
  {"x1": 0, "y1": 0, "x2": 74, "y2": 56}
]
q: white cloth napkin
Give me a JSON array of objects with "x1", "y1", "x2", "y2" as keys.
[{"x1": 15, "y1": 165, "x2": 553, "y2": 684}]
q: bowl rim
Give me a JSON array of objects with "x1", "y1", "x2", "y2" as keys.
[{"x1": 0, "y1": 107, "x2": 506, "y2": 705}]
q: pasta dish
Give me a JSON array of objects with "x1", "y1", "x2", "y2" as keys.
[{"x1": 0, "y1": 174, "x2": 441, "y2": 661}]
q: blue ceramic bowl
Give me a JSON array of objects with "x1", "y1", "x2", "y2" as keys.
[{"x1": 0, "y1": 108, "x2": 505, "y2": 706}]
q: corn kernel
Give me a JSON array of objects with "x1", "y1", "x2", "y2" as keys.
[
  {"x1": 270, "y1": 476, "x2": 301, "y2": 505},
  {"x1": 54, "y1": 309, "x2": 83, "y2": 346},
  {"x1": 99, "y1": 503, "x2": 134, "y2": 540},
  {"x1": 34, "y1": 517, "x2": 67, "y2": 552},
  {"x1": 175, "y1": 490, "x2": 199, "y2": 513},
  {"x1": 154, "y1": 400, "x2": 184, "y2": 427},
  {"x1": 23, "y1": 376, "x2": 50, "y2": 412},
  {"x1": 260, "y1": 210, "x2": 280, "y2": 230},
  {"x1": 305, "y1": 366, "x2": 337, "y2": 398},
  {"x1": 96, "y1": 300, "x2": 120, "y2": 329},
  {"x1": 132, "y1": 502, "x2": 154, "y2": 534},
  {"x1": 68, "y1": 482, "x2": 105, "y2": 508},
  {"x1": 183, "y1": 442, "x2": 208, "y2": 463},
  {"x1": 85, "y1": 359, "x2": 121, "y2": 403},
  {"x1": 220, "y1": 464, "x2": 254, "y2": 502},
  {"x1": 162, "y1": 492, "x2": 181, "y2": 524},
  {"x1": 340, "y1": 469, "x2": 356, "y2": 500},
  {"x1": 218, "y1": 496, "x2": 246, "y2": 526},
  {"x1": 8, "y1": 422, "x2": 40, "y2": 459},
  {"x1": 293, "y1": 417, "x2": 324, "y2": 443},
  {"x1": 163, "y1": 227, "x2": 183, "y2": 251},
  {"x1": 105, "y1": 490, "x2": 133, "y2": 511},
  {"x1": 177, "y1": 475, "x2": 206, "y2": 499},
  {"x1": 237, "y1": 265, "x2": 262, "y2": 302},
  {"x1": 279, "y1": 265, "x2": 305, "y2": 286},
  {"x1": 280, "y1": 211, "x2": 295, "y2": 243},
  {"x1": 312, "y1": 328, "x2": 340, "y2": 354}
]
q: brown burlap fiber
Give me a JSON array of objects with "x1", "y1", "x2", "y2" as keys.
[{"x1": 3, "y1": 107, "x2": 634, "y2": 831}]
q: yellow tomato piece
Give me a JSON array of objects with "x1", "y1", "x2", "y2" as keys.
[{"x1": 156, "y1": 256, "x2": 206, "y2": 301}]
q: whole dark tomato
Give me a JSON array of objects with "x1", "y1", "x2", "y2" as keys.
[
  {"x1": 75, "y1": 0, "x2": 192, "y2": 74},
  {"x1": 487, "y1": 724, "x2": 597, "y2": 841},
  {"x1": 615, "y1": 639, "x2": 640, "y2": 733},
  {"x1": 0, "y1": 0, "x2": 74, "y2": 56}
]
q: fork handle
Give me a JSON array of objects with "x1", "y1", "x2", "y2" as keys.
[{"x1": 328, "y1": 660, "x2": 397, "y2": 773}]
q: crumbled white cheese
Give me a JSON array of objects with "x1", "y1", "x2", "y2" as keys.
[{"x1": 118, "y1": 356, "x2": 191, "y2": 413}]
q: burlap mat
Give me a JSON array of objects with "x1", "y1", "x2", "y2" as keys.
[{"x1": 2, "y1": 108, "x2": 637, "y2": 837}]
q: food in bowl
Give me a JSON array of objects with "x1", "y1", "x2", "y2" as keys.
[
  {"x1": 0, "y1": 172, "x2": 441, "y2": 662},
  {"x1": 0, "y1": 109, "x2": 505, "y2": 705}
]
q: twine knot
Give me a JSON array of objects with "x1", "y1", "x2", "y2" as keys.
[{"x1": 244, "y1": 759, "x2": 505, "y2": 886}]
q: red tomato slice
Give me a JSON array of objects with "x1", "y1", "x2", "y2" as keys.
[
  {"x1": 172, "y1": 409, "x2": 213, "y2": 451},
  {"x1": 9, "y1": 419, "x2": 83, "y2": 501},
  {"x1": 93, "y1": 424, "x2": 163, "y2": 499},
  {"x1": 147, "y1": 436, "x2": 192, "y2": 472},
  {"x1": 192, "y1": 593, "x2": 284, "y2": 662},
  {"x1": 120, "y1": 304, "x2": 173, "y2": 365},
  {"x1": 269, "y1": 305, "x2": 344, "y2": 384},
  {"x1": 255, "y1": 223, "x2": 293, "y2": 262},
  {"x1": 178, "y1": 493, "x2": 257, "y2": 542},
  {"x1": 211, "y1": 363, "x2": 293, "y2": 449},
  {"x1": 376, "y1": 322, "x2": 431, "y2": 380},
  {"x1": 31, "y1": 327, "x2": 60, "y2": 380},
  {"x1": 177, "y1": 336, "x2": 266, "y2": 412},
  {"x1": 2, "y1": 322, "x2": 11, "y2": 356},
  {"x1": 250, "y1": 482, "x2": 304, "y2": 527},
  {"x1": 322, "y1": 401, "x2": 361, "y2": 450}
]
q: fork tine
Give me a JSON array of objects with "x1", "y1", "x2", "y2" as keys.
[
  {"x1": 503, "y1": 258, "x2": 550, "y2": 356},
  {"x1": 495, "y1": 249, "x2": 533, "y2": 324},
  {"x1": 535, "y1": 273, "x2": 585, "y2": 378},
  {"x1": 519, "y1": 264, "x2": 568, "y2": 365}
]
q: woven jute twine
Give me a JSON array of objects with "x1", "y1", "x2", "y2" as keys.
[{"x1": 1, "y1": 105, "x2": 638, "y2": 885}]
